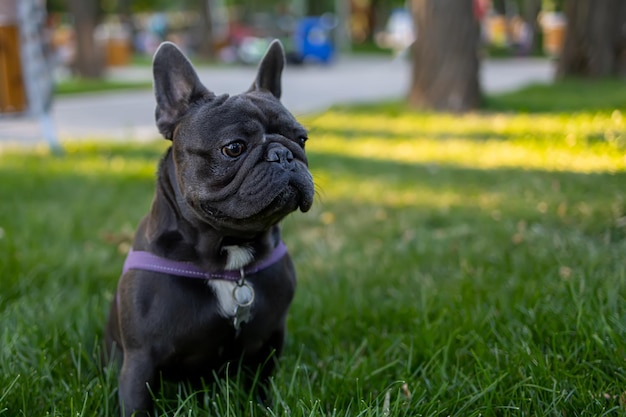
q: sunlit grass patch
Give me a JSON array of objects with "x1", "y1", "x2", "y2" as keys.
[{"x1": 305, "y1": 111, "x2": 625, "y2": 173}]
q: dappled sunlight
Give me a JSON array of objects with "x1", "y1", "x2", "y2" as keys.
[
  {"x1": 308, "y1": 109, "x2": 625, "y2": 149},
  {"x1": 309, "y1": 135, "x2": 625, "y2": 173},
  {"x1": 0, "y1": 141, "x2": 165, "y2": 180},
  {"x1": 309, "y1": 111, "x2": 560, "y2": 137},
  {"x1": 62, "y1": 154, "x2": 157, "y2": 178},
  {"x1": 305, "y1": 109, "x2": 625, "y2": 174}
]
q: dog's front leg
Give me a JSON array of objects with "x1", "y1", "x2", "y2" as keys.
[
  {"x1": 119, "y1": 350, "x2": 157, "y2": 417},
  {"x1": 243, "y1": 327, "x2": 286, "y2": 406}
]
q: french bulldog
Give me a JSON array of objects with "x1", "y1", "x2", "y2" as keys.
[{"x1": 104, "y1": 39, "x2": 314, "y2": 417}]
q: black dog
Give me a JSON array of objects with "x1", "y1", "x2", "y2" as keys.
[{"x1": 104, "y1": 39, "x2": 314, "y2": 416}]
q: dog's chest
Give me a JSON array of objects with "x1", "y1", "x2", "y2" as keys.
[{"x1": 207, "y1": 245, "x2": 254, "y2": 318}]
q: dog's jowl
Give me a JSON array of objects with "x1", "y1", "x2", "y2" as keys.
[{"x1": 104, "y1": 39, "x2": 314, "y2": 417}]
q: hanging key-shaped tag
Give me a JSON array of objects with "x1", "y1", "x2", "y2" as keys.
[
  {"x1": 232, "y1": 281, "x2": 254, "y2": 330},
  {"x1": 233, "y1": 305, "x2": 251, "y2": 330}
]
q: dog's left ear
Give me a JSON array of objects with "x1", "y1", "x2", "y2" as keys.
[
  {"x1": 153, "y1": 42, "x2": 214, "y2": 140},
  {"x1": 249, "y1": 39, "x2": 285, "y2": 100}
]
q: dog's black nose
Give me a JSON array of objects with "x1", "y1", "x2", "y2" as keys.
[{"x1": 265, "y1": 144, "x2": 294, "y2": 168}]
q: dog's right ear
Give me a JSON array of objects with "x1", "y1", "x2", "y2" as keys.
[{"x1": 153, "y1": 42, "x2": 214, "y2": 140}]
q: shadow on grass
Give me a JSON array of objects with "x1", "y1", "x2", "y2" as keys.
[{"x1": 306, "y1": 150, "x2": 625, "y2": 239}]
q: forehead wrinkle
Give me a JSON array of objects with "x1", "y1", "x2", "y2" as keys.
[
  {"x1": 216, "y1": 120, "x2": 263, "y2": 142},
  {"x1": 228, "y1": 94, "x2": 268, "y2": 123},
  {"x1": 189, "y1": 95, "x2": 263, "y2": 132},
  {"x1": 219, "y1": 92, "x2": 303, "y2": 139}
]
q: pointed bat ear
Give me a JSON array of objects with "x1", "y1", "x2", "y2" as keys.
[
  {"x1": 249, "y1": 39, "x2": 285, "y2": 99},
  {"x1": 152, "y1": 42, "x2": 214, "y2": 140}
]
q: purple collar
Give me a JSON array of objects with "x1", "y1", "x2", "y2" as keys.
[{"x1": 122, "y1": 241, "x2": 288, "y2": 282}]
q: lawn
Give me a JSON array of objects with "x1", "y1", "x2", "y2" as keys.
[
  {"x1": 54, "y1": 78, "x2": 152, "y2": 96},
  {"x1": 1, "y1": 80, "x2": 625, "y2": 416}
]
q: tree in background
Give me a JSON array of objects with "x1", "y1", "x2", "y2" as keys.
[
  {"x1": 408, "y1": 0, "x2": 481, "y2": 112},
  {"x1": 66, "y1": 0, "x2": 103, "y2": 78},
  {"x1": 190, "y1": 0, "x2": 215, "y2": 59},
  {"x1": 557, "y1": 0, "x2": 626, "y2": 78},
  {"x1": 518, "y1": 0, "x2": 542, "y2": 54}
]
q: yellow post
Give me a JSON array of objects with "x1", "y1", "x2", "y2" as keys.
[{"x1": 0, "y1": 0, "x2": 27, "y2": 113}]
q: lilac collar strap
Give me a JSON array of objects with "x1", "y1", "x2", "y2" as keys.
[{"x1": 122, "y1": 241, "x2": 288, "y2": 282}]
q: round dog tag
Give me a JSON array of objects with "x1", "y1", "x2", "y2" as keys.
[{"x1": 232, "y1": 282, "x2": 254, "y2": 307}]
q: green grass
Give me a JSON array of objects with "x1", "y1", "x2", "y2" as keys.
[
  {"x1": 55, "y1": 78, "x2": 152, "y2": 95},
  {"x1": 349, "y1": 41, "x2": 394, "y2": 56},
  {"x1": 484, "y1": 78, "x2": 626, "y2": 113},
  {"x1": 1, "y1": 81, "x2": 626, "y2": 416}
]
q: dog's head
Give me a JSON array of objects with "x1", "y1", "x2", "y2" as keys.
[{"x1": 152, "y1": 40, "x2": 314, "y2": 235}]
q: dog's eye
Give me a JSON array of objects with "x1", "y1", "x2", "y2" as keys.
[
  {"x1": 297, "y1": 136, "x2": 308, "y2": 148},
  {"x1": 222, "y1": 141, "x2": 246, "y2": 158}
]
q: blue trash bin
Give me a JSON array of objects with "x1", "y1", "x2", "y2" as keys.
[{"x1": 294, "y1": 17, "x2": 335, "y2": 64}]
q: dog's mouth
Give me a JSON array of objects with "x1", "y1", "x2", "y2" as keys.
[
  {"x1": 198, "y1": 173, "x2": 314, "y2": 230},
  {"x1": 274, "y1": 179, "x2": 314, "y2": 213}
]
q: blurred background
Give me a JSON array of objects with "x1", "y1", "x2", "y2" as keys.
[
  {"x1": 1, "y1": 0, "x2": 624, "y2": 146},
  {"x1": 2, "y1": 0, "x2": 571, "y2": 82}
]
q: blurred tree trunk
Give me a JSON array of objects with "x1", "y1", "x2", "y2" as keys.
[
  {"x1": 117, "y1": 0, "x2": 136, "y2": 52},
  {"x1": 307, "y1": 0, "x2": 326, "y2": 16},
  {"x1": 67, "y1": 0, "x2": 103, "y2": 78},
  {"x1": 408, "y1": 0, "x2": 481, "y2": 112},
  {"x1": 521, "y1": 0, "x2": 542, "y2": 54},
  {"x1": 367, "y1": 0, "x2": 388, "y2": 43},
  {"x1": 557, "y1": 0, "x2": 626, "y2": 78},
  {"x1": 195, "y1": 0, "x2": 215, "y2": 58},
  {"x1": 117, "y1": 0, "x2": 131, "y2": 16}
]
